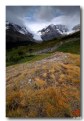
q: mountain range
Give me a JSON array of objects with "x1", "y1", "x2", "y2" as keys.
[{"x1": 6, "y1": 21, "x2": 80, "y2": 46}]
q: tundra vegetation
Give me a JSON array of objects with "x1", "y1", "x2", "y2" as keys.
[{"x1": 6, "y1": 31, "x2": 80, "y2": 118}]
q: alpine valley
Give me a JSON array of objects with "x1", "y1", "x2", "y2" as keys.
[{"x1": 6, "y1": 20, "x2": 80, "y2": 118}]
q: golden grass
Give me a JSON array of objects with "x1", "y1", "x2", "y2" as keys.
[{"x1": 6, "y1": 52, "x2": 80, "y2": 118}]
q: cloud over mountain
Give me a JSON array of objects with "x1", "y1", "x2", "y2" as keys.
[{"x1": 6, "y1": 6, "x2": 80, "y2": 40}]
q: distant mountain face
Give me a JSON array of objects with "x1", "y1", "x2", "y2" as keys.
[
  {"x1": 6, "y1": 21, "x2": 33, "y2": 38},
  {"x1": 38, "y1": 24, "x2": 69, "y2": 40},
  {"x1": 6, "y1": 22, "x2": 36, "y2": 48},
  {"x1": 72, "y1": 24, "x2": 80, "y2": 31}
]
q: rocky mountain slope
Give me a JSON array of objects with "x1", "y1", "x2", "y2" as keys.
[
  {"x1": 6, "y1": 22, "x2": 36, "y2": 48},
  {"x1": 72, "y1": 24, "x2": 80, "y2": 31},
  {"x1": 6, "y1": 21, "x2": 31, "y2": 35},
  {"x1": 39, "y1": 24, "x2": 69, "y2": 40}
]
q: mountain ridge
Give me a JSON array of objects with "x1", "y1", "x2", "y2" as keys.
[
  {"x1": 6, "y1": 21, "x2": 80, "y2": 41},
  {"x1": 38, "y1": 24, "x2": 68, "y2": 40}
]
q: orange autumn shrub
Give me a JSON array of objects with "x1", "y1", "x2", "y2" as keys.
[{"x1": 72, "y1": 109, "x2": 80, "y2": 117}]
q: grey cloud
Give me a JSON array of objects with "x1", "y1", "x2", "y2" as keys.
[
  {"x1": 33, "y1": 6, "x2": 80, "y2": 21},
  {"x1": 6, "y1": 6, "x2": 32, "y2": 26},
  {"x1": 6, "y1": 6, "x2": 80, "y2": 29},
  {"x1": 34, "y1": 7, "x2": 55, "y2": 21}
]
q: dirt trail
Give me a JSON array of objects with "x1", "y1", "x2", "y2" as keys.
[
  {"x1": 6, "y1": 52, "x2": 80, "y2": 86},
  {"x1": 33, "y1": 38, "x2": 79, "y2": 55}
]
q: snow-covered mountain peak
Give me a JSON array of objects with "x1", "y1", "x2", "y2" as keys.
[
  {"x1": 38, "y1": 24, "x2": 69, "y2": 40},
  {"x1": 6, "y1": 21, "x2": 30, "y2": 35}
]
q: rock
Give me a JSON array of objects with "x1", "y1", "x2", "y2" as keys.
[{"x1": 28, "y1": 79, "x2": 32, "y2": 84}]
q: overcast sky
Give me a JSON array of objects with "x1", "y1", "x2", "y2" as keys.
[{"x1": 6, "y1": 6, "x2": 80, "y2": 40}]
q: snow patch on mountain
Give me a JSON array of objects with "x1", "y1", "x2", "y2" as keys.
[{"x1": 18, "y1": 30, "x2": 25, "y2": 35}]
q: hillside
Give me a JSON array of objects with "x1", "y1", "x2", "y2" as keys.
[
  {"x1": 6, "y1": 31, "x2": 80, "y2": 66},
  {"x1": 6, "y1": 52, "x2": 80, "y2": 117}
]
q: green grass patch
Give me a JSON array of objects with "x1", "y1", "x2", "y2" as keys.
[
  {"x1": 6, "y1": 53, "x2": 52, "y2": 66},
  {"x1": 56, "y1": 39, "x2": 80, "y2": 54}
]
